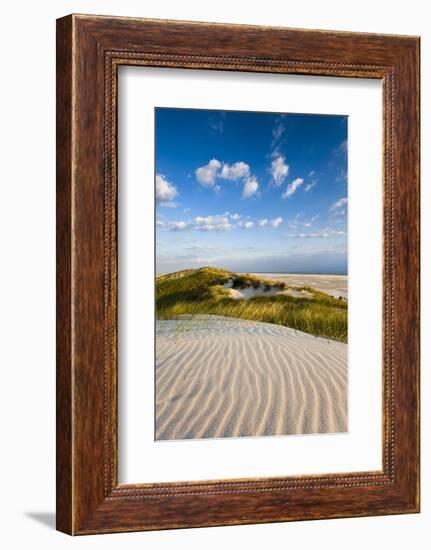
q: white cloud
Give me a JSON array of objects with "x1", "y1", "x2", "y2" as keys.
[
  {"x1": 336, "y1": 168, "x2": 348, "y2": 183},
  {"x1": 237, "y1": 220, "x2": 254, "y2": 229},
  {"x1": 168, "y1": 214, "x2": 233, "y2": 232},
  {"x1": 332, "y1": 209, "x2": 346, "y2": 218},
  {"x1": 330, "y1": 197, "x2": 348, "y2": 211},
  {"x1": 165, "y1": 212, "x2": 287, "y2": 234},
  {"x1": 288, "y1": 228, "x2": 346, "y2": 239},
  {"x1": 272, "y1": 121, "x2": 285, "y2": 144},
  {"x1": 159, "y1": 201, "x2": 180, "y2": 208},
  {"x1": 242, "y1": 176, "x2": 259, "y2": 199},
  {"x1": 169, "y1": 221, "x2": 190, "y2": 231},
  {"x1": 270, "y1": 216, "x2": 283, "y2": 228},
  {"x1": 195, "y1": 159, "x2": 221, "y2": 187},
  {"x1": 288, "y1": 213, "x2": 318, "y2": 229},
  {"x1": 240, "y1": 221, "x2": 254, "y2": 229},
  {"x1": 282, "y1": 177, "x2": 304, "y2": 199},
  {"x1": 220, "y1": 161, "x2": 250, "y2": 180},
  {"x1": 304, "y1": 180, "x2": 317, "y2": 192},
  {"x1": 195, "y1": 159, "x2": 257, "y2": 198},
  {"x1": 303, "y1": 214, "x2": 319, "y2": 227},
  {"x1": 194, "y1": 214, "x2": 230, "y2": 227},
  {"x1": 209, "y1": 120, "x2": 224, "y2": 133},
  {"x1": 270, "y1": 155, "x2": 289, "y2": 186},
  {"x1": 156, "y1": 174, "x2": 178, "y2": 203},
  {"x1": 258, "y1": 217, "x2": 282, "y2": 228},
  {"x1": 334, "y1": 139, "x2": 348, "y2": 157},
  {"x1": 200, "y1": 223, "x2": 232, "y2": 232},
  {"x1": 270, "y1": 116, "x2": 287, "y2": 152}
]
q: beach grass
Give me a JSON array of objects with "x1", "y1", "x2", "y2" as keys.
[{"x1": 156, "y1": 267, "x2": 347, "y2": 343}]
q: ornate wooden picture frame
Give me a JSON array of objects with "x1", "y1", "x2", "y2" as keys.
[{"x1": 56, "y1": 14, "x2": 420, "y2": 535}]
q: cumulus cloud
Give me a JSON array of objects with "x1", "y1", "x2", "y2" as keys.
[
  {"x1": 259, "y1": 217, "x2": 282, "y2": 228},
  {"x1": 194, "y1": 214, "x2": 231, "y2": 230},
  {"x1": 167, "y1": 214, "x2": 233, "y2": 232},
  {"x1": 195, "y1": 159, "x2": 221, "y2": 187},
  {"x1": 238, "y1": 220, "x2": 254, "y2": 229},
  {"x1": 270, "y1": 155, "x2": 289, "y2": 186},
  {"x1": 282, "y1": 177, "x2": 304, "y2": 199},
  {"x1": 330, "y1": 197, "x2": 348, "y2": 211},
  {"x1": 220, "y1": 161, "x2": 250, "y2": 180},
  {"x1": 195, "y1": 159, "x2": 258, "y2": 198},
  {"x1": 169, "y1": 221, "x2": 190, "y2": 231},
  {"x1": 165, "y1": 212, "x2": 286, "y2": 233},
  {"x1": 242, "y1": 176, "x2": 259, "y2": 199},
  {"x1": 156, "y1": 174, "x2": 178, "y2": 203},
  {"x1": 270, "y1": 216, "x2": 283, "y2": 228}
]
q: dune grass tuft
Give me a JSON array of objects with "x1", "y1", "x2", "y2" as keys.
[{"x1": 156, "y1": 267, "x2": 347, "y2": 343}]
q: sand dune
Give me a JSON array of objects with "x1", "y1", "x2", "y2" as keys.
[
  {"x1": 250, "y1": 273, "x2": 348, "y2": 299},
  {"x1": 155, "y1": 315, "x2": 347, "y2": 441},
  {"x1": 222, "y1": 279, "x2": 314, "y2": 300}
]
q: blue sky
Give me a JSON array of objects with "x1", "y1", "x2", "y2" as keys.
[{"x1": 155, "y1": 108, "x2": 348, "y2": 274}]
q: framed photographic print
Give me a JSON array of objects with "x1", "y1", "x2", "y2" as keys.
[{"x1": 56, "y1": 14, "x2": 420, "y2": 534}]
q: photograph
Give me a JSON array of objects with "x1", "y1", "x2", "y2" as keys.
[{"x1": 155, "y1": 107, "x2": 348, "y2": 441}]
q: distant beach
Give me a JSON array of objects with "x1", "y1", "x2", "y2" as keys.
[{"x1": 250, "y1": 273, "x2": 348, "y2": 300}]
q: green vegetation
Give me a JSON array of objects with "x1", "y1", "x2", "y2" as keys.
[{"x1": 156, "y1": 267, "x2": 347, "y2": 343}]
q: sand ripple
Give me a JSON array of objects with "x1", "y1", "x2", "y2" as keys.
[{"x1": 155, "y1": 315, "x2": 347, "y2": 440}]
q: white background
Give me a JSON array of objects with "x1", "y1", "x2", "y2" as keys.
[
  {"x1": 0, "y1": 0, "x2": 428, "y2": 548},
  {"x1": 119, "y1": 67, "x2": 382, "y2": 483}
]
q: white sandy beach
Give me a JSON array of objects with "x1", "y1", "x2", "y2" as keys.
[
  {"x1": 155, "y1": 315, "x2": 347, "y2": 441},
  {"x1": 250, "y1": 273, "x2": 348, "y2": 300}
]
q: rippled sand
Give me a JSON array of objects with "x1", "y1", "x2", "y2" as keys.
[{"x1": 155, "y1": 315, "x2": 347, "y2": 441}]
